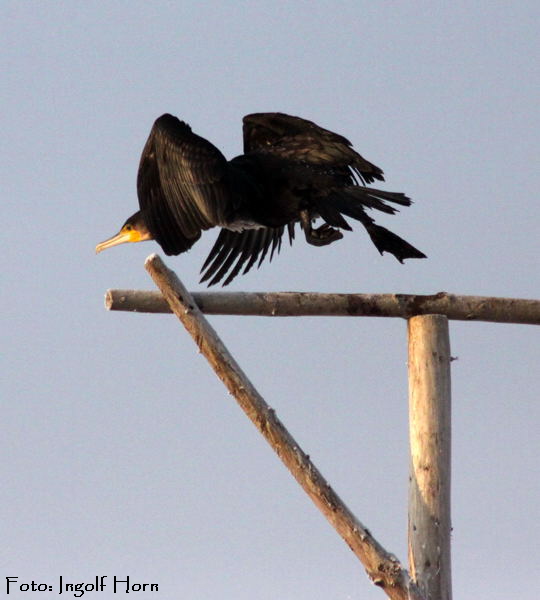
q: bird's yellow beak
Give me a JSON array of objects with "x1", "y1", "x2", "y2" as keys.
[{"x1": 95, "y1": 226, "x2": 145, "y2": 254}]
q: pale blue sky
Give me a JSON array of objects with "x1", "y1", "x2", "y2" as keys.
[{"x1": 3, "y1": 2, "x2": 539, "y2": 599}]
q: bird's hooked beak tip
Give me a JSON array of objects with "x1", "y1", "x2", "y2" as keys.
[
  {"x1": 95, "y1": 239, "x2": 115, "y2": 254},
  {"x1": 95, "y1": 230, "x2": 131, "y2": 254}
]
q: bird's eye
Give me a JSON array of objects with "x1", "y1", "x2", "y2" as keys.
[{"x1": 125, "y1": 224, "x2": 132, "y2": 231}]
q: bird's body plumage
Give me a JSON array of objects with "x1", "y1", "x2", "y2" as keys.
[{"x1": 96, "y1": 112, "x2": 426, "y2": 285}]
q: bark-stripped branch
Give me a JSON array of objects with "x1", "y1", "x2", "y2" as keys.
[
  {"x1": 145, "y1": 254, "x2": 426, "y2": 600},
  {"x1": 408, "y1": 316, "x2": 453, "y2": 600},
  {"x1": 105, "y1": 288, "x2": 540, "y2": 325}
]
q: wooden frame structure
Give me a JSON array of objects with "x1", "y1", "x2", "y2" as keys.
[{"x1": 104, "y1": 254, "x2": 540, "y2": 600}]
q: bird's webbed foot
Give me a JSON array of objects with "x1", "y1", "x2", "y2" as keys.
[
  {"x1": 306, "y1": 223, "x2": 344, "y2": 246},
  {"x1": 300, "y1": 210, "x2": 343, "y2": 247}
]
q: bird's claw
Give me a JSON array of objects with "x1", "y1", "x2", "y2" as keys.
[{"x1": 305, "y1": 223, "x2": 344, "y2": 247}]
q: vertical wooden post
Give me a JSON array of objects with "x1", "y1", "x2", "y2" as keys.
[{"x1": 407, "y1": 315, "x2": 452, "y2": 600}]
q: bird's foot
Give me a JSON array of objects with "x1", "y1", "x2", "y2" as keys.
[
  {"x1": 299, "y1": 209, "x2": 343, "y2": 247},
  {"x1": 304, "y1": 223, "x2": 343, "y2": 247}
]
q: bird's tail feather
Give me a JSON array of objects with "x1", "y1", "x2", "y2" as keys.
[
  {"x1": 363, "y1": 223, "x2": 426, "y2": 262},
  {"x1": 340, "y1": 186, "x2": 412, "y2": 213}
]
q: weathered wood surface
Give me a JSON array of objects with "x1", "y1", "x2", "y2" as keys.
[
  {"x1": 408, "y1": 315, "x2": 452, "y2": 600},
  {"x1": 105, "y1": 288, "x2": 540, "y2": 325}
]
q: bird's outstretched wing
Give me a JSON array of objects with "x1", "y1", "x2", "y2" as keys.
[
  {"x1": 242, "y1": 112, "x2": 385, "y2": 184},
  {"x1": 137, "y1": 114, "x2": 231, "y2": 255},
  {"x1": 200, "y1": 225, "x2": 295, "y2": 287}
]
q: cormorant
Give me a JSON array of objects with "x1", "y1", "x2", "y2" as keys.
[{"x1": 96, "y1": 112, "x2": 426, "y2": 285}]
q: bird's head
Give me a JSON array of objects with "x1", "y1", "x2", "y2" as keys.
[{"x1": 95, "y1": 211, "x2": 153, "y2": 254}]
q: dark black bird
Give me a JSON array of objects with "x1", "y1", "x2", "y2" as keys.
[{"x1": 96, "y1": 112, "x2": 426, "y2": 285}]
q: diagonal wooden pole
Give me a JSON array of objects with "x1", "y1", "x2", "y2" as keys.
[
  {"x1": 145, "y1": 254, "x2": 426, "y2": 600},
  {"x1": 408, "y1": 315, "x2": 452, "y2": 600}
]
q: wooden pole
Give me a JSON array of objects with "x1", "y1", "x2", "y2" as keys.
[
  {"x1": 407, "y1": 315, "x2": 452, "y2": 600},
  {"x1": 145, "y1": 254, "x2": 426, "y2": 600},
  {"x1": 105, "y1": 289, "x2": 540, "y2": 325}
]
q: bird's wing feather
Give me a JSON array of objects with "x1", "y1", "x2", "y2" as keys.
[
  {"x1": 137, "y1": 114, "x2": 231, "y2": 255},
  {"x1": 242, "y1": 112, "x2": 385, "y2": 184},
  {"x1": 200, "y1": 226, "x2": 289, "y2": 286}
]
